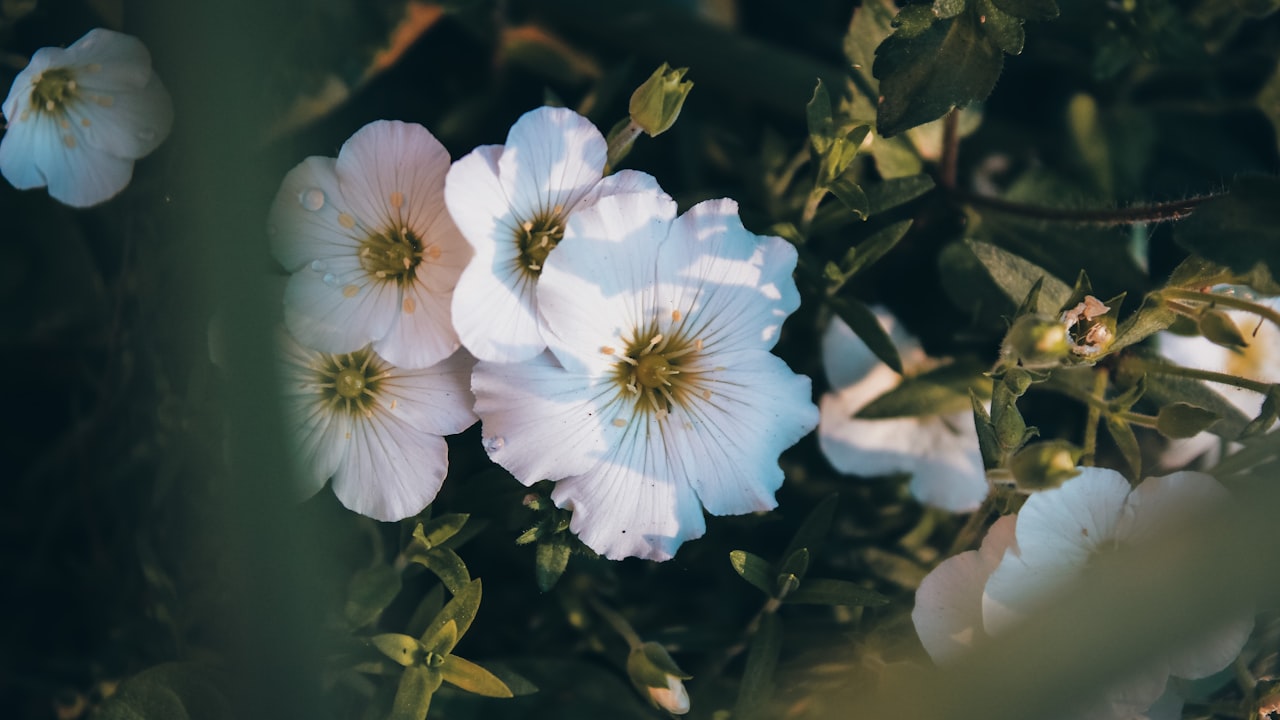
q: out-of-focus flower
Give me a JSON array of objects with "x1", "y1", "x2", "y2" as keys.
[
  {"x1": 0, "y1": 28, "x2": 172, "y2": 207},
  {"x1": 445, "y1": 105, "x2": 661, "y2": 363},
  {"x1": 269, "y1": 120, "x2": 470, "y2": 369},
  {"x1": 276, "y1": 331, "x2": 476, "y2": 521},
  {"x1": 818, "y1": 312, "x2": 988, "y2": 512},
  {"x1": 472, "y1": 192, "x2": 817, "y2": 560},
  {"x1": 627, "y1": 642, "x2": 692, "y2": 715}
]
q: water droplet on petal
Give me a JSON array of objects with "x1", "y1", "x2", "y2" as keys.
[
  {"x1": 482, "y1": 436, "x2": 505, "y2": 453},
  {"x1": 299, "y1": 188, "x2": 325, "y2": 211},
  {"x1": 322, "y1": 273, "x2": 338, "y2": 286},
  {"x1": 310, "y1": 260, "x2": 327, "y2": 272}
]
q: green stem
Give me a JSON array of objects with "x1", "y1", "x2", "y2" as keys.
[
  {"x1": 1159, "y1": 288, "x2": 1280, "y2": 330},
  {"x1": 951, "y1": 190, "x2": 1218, "y2": 226},
  {"x1": 1115, "y1": 411, "x2": 1158, "y2": 428},
  {"x1": 1129, "y1": 356, "x2": 1273, "y2": 395},
  {"x1": 1081, "y1": 369, "x2": 1107, "y2": 466},
  {"x1": 946, "y1": 491, "x2": 998, "y2": 557},
  {"x1": 799, "y1": 185, "x2": 826, "y2": 238},
  {"x1": 585, "y1": 593, "x2": 643, "y2": 650},
  {"x1": 939, "y1": 109, "x2": 959, "y2": 190}
]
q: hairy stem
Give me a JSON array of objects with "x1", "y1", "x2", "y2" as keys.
[{"x1": 1159, "y1": 288, "x2": 1280, "y2": 330}]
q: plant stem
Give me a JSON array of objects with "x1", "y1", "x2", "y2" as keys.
[
  {"x1": 939, "y1": 109, "x2": 959, "y2": 190},
  {"x1": 1081, "y1": 369, "x2": 1107, "y2": 465},
  {"x1": 1128, "y1": 356, "x2": 1274, "y2": 395},
  {"x1": 950, "y1": 190, "x2": 1219, "y2": 226},
  {"x1": 946, "y1": 491, "x2": 998, "y2": 557},
  {"x1": 585, "y1": 593, "x2": 643, "y2": 650},
  {"x1": 799, "y1": 185, "x2": 826, "y2": 238},
  {"x1": 1159, "y1": 288, "x2": 1280, "y2": 330}
]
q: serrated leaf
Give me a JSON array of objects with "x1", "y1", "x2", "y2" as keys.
[
  {"x1": 1176, "y1": 176, "x2": 1280, "y2": 278},
  {"x1": 828, "y1": 176, "x2": 870, "y2": 218},
  {"x1": 844, "y1": 220, "x2": 913, "y2": 277},
  {"x1": 535, "y1": 535, "x2": 571, "y2": 592},
  {"x1": 1104, "y1": 415, "x2": 1142, "y2": 479},
  {"x1": 440, "y1": 655, "x2": 515, "y2": 698},
  {"x1": 372, "y1": 634, "x2": 423, "y2": 668},
  {"x1": 420, "y1": 579, "x2": 482, "y2": 653},
  {"x1": 829, "y1": 296, "x2": 904, "y2": 374},
  {"x1": 733, "y1": 613, "x2": 782, "y2": 720},
  {"x1": 1156, "y1": 403, "x2": 1222, "y2": 439},
  {"x1": 873, "y1": 8, "x2": 1004, "y2": 136},
  {"x1": 865, "y1": 174, "x2": 935, "y2": 215},
  {"x1": 344, "y1": 564, "x2": 403, "y2": 630},
  {"x1": 389, "y1": 666, "x2": 442, "y2": 720},
  {"x1": 967, "y1": 240, "x2": 1073, "y2": 311},
  {"x1": 857, "y1": 358, "x2": 993, "y2": 419},
  {"x1": 991, "y1": 0, "x2": 1059, "y2": 19},
  {"x1": 976, "y1": 0, "x2": 1025, "y2": 55},
  {"x1": 729, "y1": 550, "x2": 775, "y2": 596},
  {"x1": 783, "y1": 579, "x2": 891, "y2": 606},
  {"x1": 781, "y1": 494, "x2": 839, "y2": 566}
]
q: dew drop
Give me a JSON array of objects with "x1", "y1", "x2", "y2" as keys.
[
  {"x1": 322, "y1": 273, "x2": 338, "y2": 286},
  {"x1": 299, "y1": 188, "x2": 325, "y2": 211},
  {"x1": 482, "y1": 436, "x2": 506, "y2": 453},
  {"x1": 310, "y1": 260, "x2": 327, "y2": 272}
]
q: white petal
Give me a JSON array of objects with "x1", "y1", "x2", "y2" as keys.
[
  {"x1": 905, "y1": 412, "x2": 989, "y2": 513},
  {"x1": 1136, "y1": 685, "x2": 1185, "y2": 720},
  {"x1": 498, "y1": 106, "x2": 606, "y2": 218},
  {"x1": 1165, "y1": 613, "x2": 1253, "y2": 680},
  {"x1": 664, "y1": 350, "x2": 817, "y2": 516},
  {"x1": 539, "y1": 190, "x2": 679, "y2": 375},
  {"x1": 822, "y1": 310, "x2": 925, "y2": 390},
  {"x1": 373, "y1": 349, "x2": 477, "y2": 436},
  {"x1": 2, "y1": 51, "x2": 50, "y2": 122},
  {"x1": 269, "y1": 156, "x2": 362, "y2": 271},
  {"x1": 0, "y1": 112, "x2": 54, "y2": 190},
  {"x1": 982, "y1": 467, "x2": 1131, "y2": 633},
  {"x1": 65, "y1": 29, "x2": 153, "y2": 90},
  {"x1": 67, "y1": 73, "x2": 172, "y2": 159},
  {"x1": 912, "y1": 515, "x2": 1016, "y2": 664},
  {"x1": 332, "y1": 412, "x2": 450, "y2": 521},
  {"x1": 373, "y1": 270, "x2": 462, "y2": 369},
  {"x1": 443, "y1": 144, "x2": 508, "y2": 262},
  {"x1": 275, "y1": 332, "x2": 351, "y2": 500},
  {"x1": 335, "y1": 120, "x2": 451, "y2": 236},
  {"x1": 0, "y1": 110, "x2": 135, "y2": 206},
  {"x1": 551, "y1": 424, "x2": 706, "y2": 561},
  {"x1": 1116, "y1": 471, "x2": 1229, "y2": 543},
  {"x1": 283, "y1": 259, "x2": 398, "y2": 354},
  {"x1": 471, "y1": 353, "x2": 623, "y2": 484},
  {"x1": 660, "y1": 198, "x2": 800, "y2": 353},
  {"x1": 451, "y1": 255, "x2": 545, "y2": 362},
  {"x1": 582, "y1": 168, "x2": 662, "y2": 202}
]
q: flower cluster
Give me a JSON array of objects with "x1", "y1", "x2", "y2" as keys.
[
  {"x1": 913, "y1": 467, "x2": 1253, "y2": 719},
  {"x1": 269, "y1": 106, "x2": 818, "y2": 559}
]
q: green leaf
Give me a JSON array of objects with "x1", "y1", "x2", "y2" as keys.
[
  {"x1": 780, "y1": 494, "x2": 839, "y2": 567},
  {"x1": 372, "y1": 634, "x2": 423, "y2": 668},
  {"x1": 420, "y1": 579, "x2": 482, "y2": 654},
  {"x1": 990, "y1": 0, "x2": 1059, "y2": 20},
  {"x1": 844, "y1": 220, "x2": 913, "y2": 277},
  {"x1": 406, "y1": 547, "x2": 471, "y2": 595},
  {"x1": 828, "y1": 175, "x2": 871, "y2": 219},
  {"x1": 972, "y1": 389, "x2": 1002, "y2": 468},
  {"x1": 733, "y1": 613, "x2": 782, "y2": 720},
  {"x1": 479, "y1": 664, "x2": 539, "y2": 697},
  {"x1": 934, "y1": 0, "x2": 968, "y2": 18},
  {"x1": 865, "y1": 175, "x2": 935, "y2": 215},
  {"x1": 783, "y1": 578, "x2": 891, "y2": 606},
  {"x1": 776, "y1": 548, "x2": 811, "y2": 596},
  {"x1": 729, "y1": 550, "x2": 775, "y2": 596},
  {"x1": 856, "y1": 358, "x2": 993, "y2": 419},
  {"x1": 415, "y1": 514, "x2": 470, "y2": 549},
  {"x1": 389, "y1": 666, "x2": 442, "y2": 720},
  {"x1": 344, "y1": 564, "x2": 403, "y2": 630},
  {"x1": 1137, "y1": 357, "x2": 1252, "y2": 439},
  {"x1": 967, "y1": 240, "x2": 1073, "y2": 311},
  {"x1": 829, "y1": 296, "x2": 904, "y2": 374},
  {"x1": 1156, "y1": 403, "x2": 1222, "y2": 439},
  {"x1": 1104, "y1": 415, "x2": 1142, "y2": 479},
  {"x1": 1176, "y1": 176, "x2": 1280, "y2": 278},
  {"x1": 806, "y1": 80, "x2": 835, "y2": 155},
  {"x1": 975, "y1": 0, "x2": 1024, "y2": 55},
  {"x1": 873, "y1": 7, "x2": 1004, "y2": 137},
  {"x1": 1241, "y1": 389, "x2": 1279, "y2": 438},
  {"x1": 535, "y1": 535, "x2": 571, "y2": 592},
  {"x1": 1112, "y1": 296, "x2": 1178, "y2": 352},
  {"x1": 405, "y1": 584, "x2": 446, "y2": 640},
  {"x1": 92, "y1": 663, "x2": 231, "y2": 720},
  {"x1": 440, "y1": 655, "x2": 516, "y2": 698}
]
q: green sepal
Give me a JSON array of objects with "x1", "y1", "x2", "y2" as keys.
[
  {"x1": 971, "y1": 389, "x2": 1002, "y2": 468},
  {"x1": 628, "y1": 62, "x2": 692, "y2": 137},
  {"x1": 1156, "y1": 403, "x2": 1222, "y2": 439},
  {"x1": 1104, "y1": 415, "x2": 1142, "y2": 479},
  {"x1": 535, "y1": 534, "x2": 571, "y2": 592},
  {"x1": 440, "y1": 655, "x2": 516, "y2": 698}
]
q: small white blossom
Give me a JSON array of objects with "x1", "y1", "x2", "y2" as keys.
[
  {"x1": 269, "y1": 120, "x2": 470, "y2": 369},
  {"x1": 472, "y1": 191, "x2": 817, "y2": 561},
  {"x1": 445, "y1": 106, "x2": 661, "y2": 363},
  {"x1": 0, "y1": 28, "x2": 172, "y2": 207},
  {"x1": 818, "y1": 311, "x2": 988, "y2": 512},
  {"x1": 277, "y1": 331, "x2": 477, "y2": 521}
]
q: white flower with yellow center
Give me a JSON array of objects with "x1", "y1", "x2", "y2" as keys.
[
  {"x1": 277, "y1": 331, "x2": 477, "y2": 521},
  {"x1": 269, "y1": 120, "x2": 470, "y2": 369},
  {"x1": 817, "y1": 311, "x2": 988, "y2": 512},
  {"x1": 0, "y1": 28, "x2": 173, "y2": 207},
  {"x1": 471, "y1": 191, "x2": 818, "y2": 561},
  {"x1": 445, "y1": 105, "x2": 661, "y2": 363}
]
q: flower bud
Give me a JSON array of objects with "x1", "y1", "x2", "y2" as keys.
[
  {"x1": 1009, "y1": 440, "x2": 1081, "y2": 491},
  {"x1": 1061, "y1": 295, "x2": 1117, "y2": 358},
  {"x1": 629, "y1": 63, "x2": 693, "y2": 137},
  {"x1": 1197, "y1": 308, "x2": 1247, "y2": 349},
  {"x1": 627, "y1": 641, "x2": 692, "y2": 715},
  {"x1": 1002, "y1": 314, "x2": 1070, "y2": 368},
  {"x1": 1155, "y1": 402, "x2": 1221, "y2": 439}
]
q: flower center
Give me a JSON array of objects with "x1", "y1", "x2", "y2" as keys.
[
  {"x1": 359, "y1": 226, "x2": 422, "y2": 285},
  {"x1": 31, "y1": 68, "x2": 79, "y2": 115},
  {"x1": 516, "y1": 208, "x2": 565, "y2": 275},
  {"x1": 610, "y1": 327, "x2": 705, "y2": 418},
  {"x1": 315, "y1": 348, "x2": 388, "y2": 417},
  {"x1": 1225, "y1": 317, "x2": 1269, "y2": 380}
]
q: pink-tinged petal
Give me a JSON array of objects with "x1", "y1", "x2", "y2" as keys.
[
  {"x1": 472, "y1": 353, "x2": 623, "y2": 484},
  {"x1": 664, "y1": 350, "x2": 817, "y2": 516},
  {"x1": 822, "y1": 311, "x2": 926, "y2": 391},
  {"x1": 331, "y1": 413, "x2": 450, "y2": 521},
  {"x1": 451, "y1": 256, "x2": 545, "y2": 362},
  {"x1": 912, "y1": 515, "x2": 1016, "y2": 664},
  {"x1": 1117, "y1": 471, "x2": 1229, "y2": 543},
  {"x1": 444, "y1": 144, "x2": 508, "y2": 261},
  {"x1": 374, "y1": 349, "x2": 477, "y2": 437},
  {"x1": 335, "y1": 120, "x2": 451, "y2": 236},
  {"x1": 1166, "y1": 613, "x2": 1253, "y2": 680},
  {"x1": 283, "y1": 259, "x2": 398, "y2": 354},
  {"x1": 540, "y1": 191, "x2": 678, "y2": 375},
  {"x1": 659, "y1": 199, "x2": 800, "y2": 354},
  {"x1": 551, "y1": 425, "x2": 706, "y2": 561},
  {"x1": 373, "y1": 270, "x2": 463, "y2": 369},
  {"x1": 269, "y1": 156, "x2": 363, "y2": 270},
  {"x1": 67, "y1": 73, "x2": 172, "y2": 159},
  {"x1": 1086, "y1": 669, "x2": 1172, "y2": 720},
  {"x1": 498, "y1": 106, "x2": 606, "y2": 218}
]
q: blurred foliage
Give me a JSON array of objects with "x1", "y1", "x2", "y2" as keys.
[{"x1": 3, "y1": 0, "x2": 1280, "y2": 719}]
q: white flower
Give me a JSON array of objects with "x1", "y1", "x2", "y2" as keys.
[
  {"x1": 471, "y1": 191, "x2": 818, "y2": 561},
  {"x1": 269, "y1": 120, "x2": 470, "y2": 369},
  {"x1": 817, "y1": 311, "x2": 988, "y2": 512},
  {"x1": 647, "y1": 676, "x2": 691, "y2": 715},
  {"x1": 277, "y1": 331, "x2": 477, "y2": 521},
  {"x1": 0, "y1": 28, "x2": 172, "y2": 207},
  {"x1": 445, "y1": 105, "x2": 662, "y2": 363}
]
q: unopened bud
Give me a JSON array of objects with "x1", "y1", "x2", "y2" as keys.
[
  {"x1": 1156, "y1": 402, "x2": 1221, "y2": 439},
  {"x1": 1197, "y1": 308, "x2": 1247, "y2": 349},
  {"x1": 629, "y1": 63, "x2": 693, "y2": 137},
  {"x1": 1003, "y1": 314, "x2": 1070, "y2": 368},
  {"x1": 627, "y1": 642, "x2": 692, "y2": 715},
  {"x1": 1009, "y1": 440, "x2": 1082, "y2": 491}
]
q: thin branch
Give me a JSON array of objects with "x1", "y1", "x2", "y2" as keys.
[
  {"x1": 951, "y1": 190, "x2": 1220, "y2": 226},
  {"x1": 939, "y1": 109, "x2": 959, "y2": 190}
]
